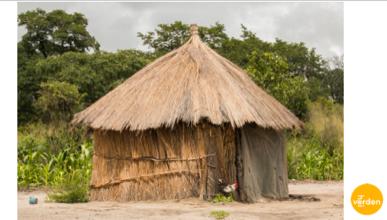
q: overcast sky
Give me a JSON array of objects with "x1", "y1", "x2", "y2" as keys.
[{"x1": 18, "y1": 2, "x2": 343, "y2": 58}]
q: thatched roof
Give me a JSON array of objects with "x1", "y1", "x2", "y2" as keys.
[{"x1": 72, "y1": 24, "x2": 302, "y2": 131}]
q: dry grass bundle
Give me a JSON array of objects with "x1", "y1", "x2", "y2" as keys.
[
  {"x1": 90, "y1": 122, "x2": 236, "y2": 201},
  {"x1": 72, "y1": 25, "x2": 302, "y2": 131}
]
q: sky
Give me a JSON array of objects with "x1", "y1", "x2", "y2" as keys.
[{"x1": 18, "y1": 2, "x2": 343, "y2": 58}]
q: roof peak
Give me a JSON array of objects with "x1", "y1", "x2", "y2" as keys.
[
  {"x1": 72, "y1": 24, "x2": 303, "y2": 131},
  {"x1": 190, "y1": 24, "x2": 199, "y2": 36}
]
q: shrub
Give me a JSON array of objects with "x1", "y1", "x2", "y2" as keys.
[
  {"x1": 47, "y1": 170, "x2": 89, "y2": 203},
  {"x1": 287, "y1": 98, "x2": 343, "y2": 180},
  {"x1": 212, "y1": 194, "x2": 234, "y2": 203},
  {"x1": 246, "y1": 51, "x2": 309, "y2": 118},
  {"x1": 306, "y1": 97, "x2": 343, "y2": 154},
  {"x1": 34, "y1": 81, "x2": 84, "y2": 122},
  {"x1": 17, "y1": 123, "x2": 92, "y2": 189}
]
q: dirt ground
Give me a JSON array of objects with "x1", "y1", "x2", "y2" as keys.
[{"x1": 18, "y1": 181, "x2": 343, "y2": 220}]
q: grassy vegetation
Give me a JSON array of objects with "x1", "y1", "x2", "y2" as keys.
[
  {"x1": 211, "y1": 194, "x2": 234, "y2": 204},
  {"x1": 210, "y1": 210, "x2": 230, "y2": 220},
  {"x1": 287, "y1": 98, "x2": 343, "y2": 180},
  {"x1": 47, "y1": 170, "x2": 89, "y2": 203},
  {"x1": 17, "y1": 122, "x2": 92, "y2": 202},
  {"x1": 17, "y1": 98, "x2": 343, "y2": 203}
]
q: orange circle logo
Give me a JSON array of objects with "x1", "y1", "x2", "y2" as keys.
[{"x1": 351, "y1": 183, "x2": 383, "y2": 215}]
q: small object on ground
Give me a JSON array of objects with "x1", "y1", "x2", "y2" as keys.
[
  {"x1": 288, "y1": 194, "x2": 320, "y2": 202},
  {"x1": 218, "y1": 179, "x2": 238, "y2": 194},
  {"x1": 29, "y1": 196, "x2": 38, "y2": 205},
  {"x1": 223, "y1": 180, "x2": 238, "y2": 193}
]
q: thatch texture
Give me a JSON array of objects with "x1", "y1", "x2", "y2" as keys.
[
  {"x1": 90, "y1": 122, "x2": 236, "y2": 201},
  {"x1": 72, "y1": 25, "x2": 302, "y2": 131}
]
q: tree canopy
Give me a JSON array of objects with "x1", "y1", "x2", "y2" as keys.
[
  {"x1": 138, "y1": 21, "x2": 228, "y2": 55},
  {"x1": 18, "y1": 10, "x2": 343, "y2": 124},
  {"x1": 18, "y1": 9, "x2": 100, "y2": 58}
]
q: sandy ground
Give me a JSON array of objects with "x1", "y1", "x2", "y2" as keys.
[{"x1": 18, "y1": 181, "x2": 343, "y2": 220}]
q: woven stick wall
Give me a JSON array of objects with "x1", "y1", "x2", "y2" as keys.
[{"x1": 90, "y1": 122, "x2": 236, "y2": 201}]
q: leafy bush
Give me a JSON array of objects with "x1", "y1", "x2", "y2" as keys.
[
  {"x1": 287, "y1": 98, "x2": 343, "y2": 180},
  {"x1": 212, "y1": 194, "x2": 234, "y2": 203},
  {"x1": 18, "y1": 122, "x2": 86, "y2": 153},
  {"x1": 246, "y1": 51, "x2": 309, "y2": 118},
  {"x1": 34, "y1": 81, "x2": 84, "y2": 122},
  {"x1": 18, "y1": 50, "x2": 152, "y2": 124},
  {"x1": 47, "y1": 170, "x2": 89, "y2": 203},
  {"x1": 210, "y1": 210, "x2": 230, "y2": 220},
  {"x1": 287, "y1": 136, "x2": 343, "y2": 180},
  {"x1": 306, "y1": 97, "x2": 343, "y2": 154},
  {"x1": 17, "y1": 123, "x2": 92, "y2": 189}
]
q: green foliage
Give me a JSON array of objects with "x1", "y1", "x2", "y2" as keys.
[
  {"x1": 210, "y1": 210, "x2": 230, "y2": 220},
  {"x1": 18, "y1": 48, "x2": 46, "y2": 123},
  {"x1": 287, "y1": 136, "x2": 343, "y2": 180},
  {"x1": 138, "y1": 21, "x2": 228, "y2": 55},
  {"x1": 218, "y1": 27, "x2": 269, "y2": 68},
  {"x1": 18, "y1": 50, "x2": 152, "y2": 124},
  {"x1": 17, "y1": 9, "x2": 153, "y2": 124},
  {"x1": 34, "y1": 81, "x2": 83, "y2": 122},
  {"x1": 137, "y1": 21, "x2": 343, "y2": 117},
  {"x1": 47, "y1": 170, "x2": 89, "y2": 203},
  {"x1": 324, "y1": 56, "x2": 344, "y2": 104},
  {"x1": 306, "y1": 77, "x2": 330, "y2": 102},
  {"x1": 272, "y1": 39, "x2": 327, "y2": 79},
  {"x1": 246, "y1": 51, "x2": 309, "y2": 117},
  {"x1": 18, "y1": 9, "x2": 99, "y2": 58},
  {"x1": 138, "y1": 21, "x2": 190, "y2": 55},
  {"x1": 17, "y1": 123, "x2": 92, "y2": 188},
  {"x1": 17, "y1": 17, "x2": 344, "y2": 189},
  {"x1": 306, "y1": 98, "x2": 343, "y2": 154},
  {"x1": 211, "y1": 194, "x2": 234, "y2": 203},
  {"x1": 287, "y1": 98, "x2": 343, "y2": 180}
]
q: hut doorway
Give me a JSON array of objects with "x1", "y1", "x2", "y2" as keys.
[{"x1": 235, "y1": 124, "x2": 289, "y2": 202}]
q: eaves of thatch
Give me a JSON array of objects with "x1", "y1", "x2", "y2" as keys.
[{"x1": 72, "y1": 25, "x2": 303, "y2": 131}]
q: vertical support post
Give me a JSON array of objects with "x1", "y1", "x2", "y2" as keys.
[{"x1": 235, "y1": 128, "x2": 244, "y2": 201}]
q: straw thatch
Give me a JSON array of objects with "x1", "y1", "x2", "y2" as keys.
[
  {"x1": 73, "y1": 24, "x2": 301, "y2": 202},
  {"x1": 72, "y1": 25, "x2": 302, "y2": 131},
  {"x1": 90, "y1": 122, "x2": 236, "y2": 201}
]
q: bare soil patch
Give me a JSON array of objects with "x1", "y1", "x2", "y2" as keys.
[{"x1": 18, "y1": 181, "x2": 343, "y2": 220}]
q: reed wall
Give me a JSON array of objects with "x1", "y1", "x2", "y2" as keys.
[{"x1": 90, "y1": 122, "x2": 236, "y2": 201}]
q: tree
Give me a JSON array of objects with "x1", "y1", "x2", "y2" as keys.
[
  {"x1": 18, "y1": 50, "x2": 152, "y2": 124},
  {"x1": 138, "y1": 21, "x2": 228, "y2": 55},
  {"x1": 324, "y1": 56, "x2": 344, "y2": 103},
  {"x1": 218, "y1": 25, "x2": 270, "y2": 68},
  {"x1": 246, "y1": 51, "x2": 309, "y2": 117},
  {"x1": 18, "y1": 9, "x2": 100, "y2": 58},
  {"x1": 34, "y1": 81, "x2": 84, "y2": 122},
  {"x1": 33, "y1": 50, "x2": 152, "y2": 104},
  {"x1": 271, "y1": 39, "x2": 327, "y2": 80},
  {"x1": 18, "y1": 43, "x2": 49, "y2": 123}
]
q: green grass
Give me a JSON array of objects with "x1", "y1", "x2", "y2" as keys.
[
  {"x1": 210, "y1": 210, "x2": 230, "y2": 220},
  {"x1": 47, "y1": 170, "x2": 89, "y2": 203},
  {"x1": 211, "y1": 194, "x2": 234, "y2": 204}
]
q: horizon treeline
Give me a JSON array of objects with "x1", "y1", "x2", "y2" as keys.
[{"x1": 18, "y1": 9, "x2": 343, "y2": 125}]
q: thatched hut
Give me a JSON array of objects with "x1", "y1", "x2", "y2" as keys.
[{"x1": 72, "y1": 24, "x2": 302, "y2": 202}]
